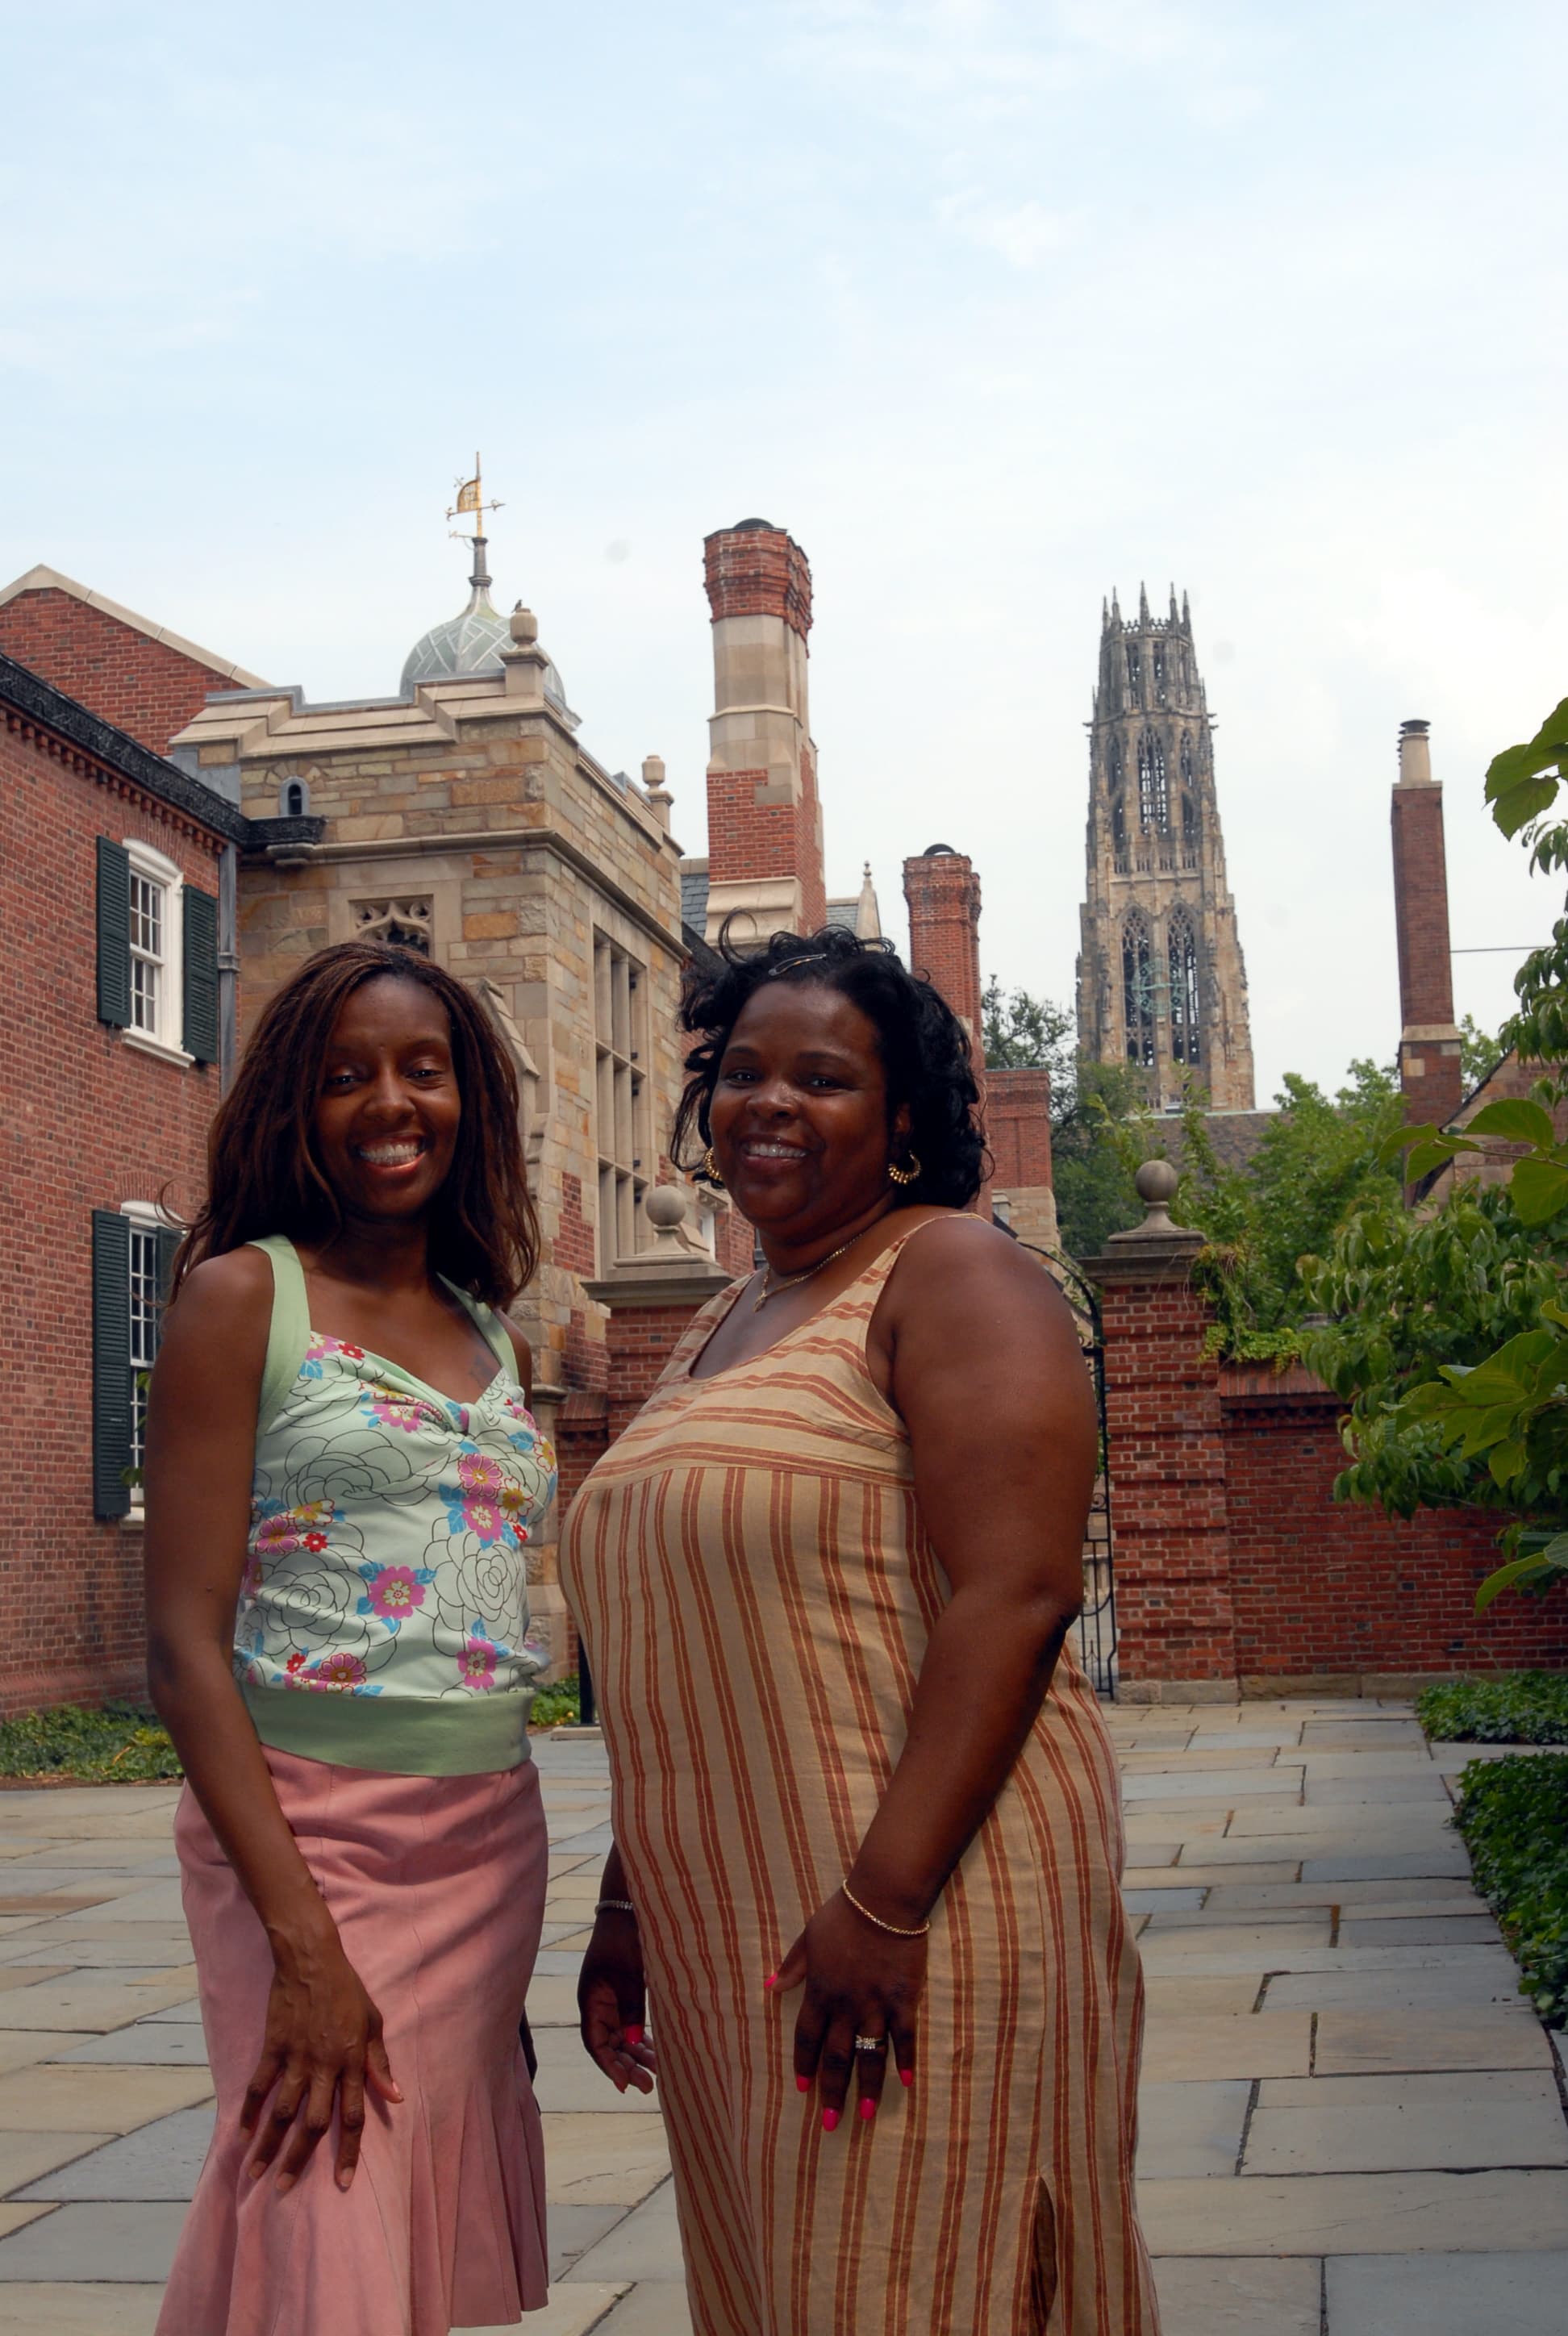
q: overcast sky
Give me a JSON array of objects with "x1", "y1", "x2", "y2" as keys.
[{"x1": 6, "y1": 1, "x2": 1563, "y2": 1099}]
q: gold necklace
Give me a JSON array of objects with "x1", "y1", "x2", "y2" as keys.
[{"x1": 752, "y1": 1228, "x2": 868, "y2": 1312}]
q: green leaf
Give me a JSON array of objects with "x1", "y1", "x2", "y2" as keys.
[
  {"x1": 1474, "y1": 1551, "x2": 1556, "y2": 1612},
  {"x1": 1512, "y1": 1158, "x2": 1568, "y2": 1225},
  {"x1": 1488, "y1": 1437, "x2": 1528, "y2": 1487},
  {"x1": 1466, "y1": 1099, "x2": 1558, "y2": 1149}
]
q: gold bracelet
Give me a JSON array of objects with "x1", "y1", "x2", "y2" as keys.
[{"x1": 840, "y1": 1879, "x2": 931, "y2": 1938}]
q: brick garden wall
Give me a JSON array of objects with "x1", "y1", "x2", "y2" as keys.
[
  {"x1": 1095, "y1": 1255, "x2": 1568, "y2": 1695},
  {"x1": 1220, "y1": 1370, "x2": 1568, "y2": 1685},
  {"x1": 0, "y1": 589, "x2": 240, "y2": 757},
  {"x1": 0, "y1": 711, "x2": 225, "y2": 1713}
]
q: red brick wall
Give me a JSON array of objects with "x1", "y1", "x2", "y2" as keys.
[
  {"x1": 556, "y1": 1171, "x2": 597, "y2": 1278},
  {"x1": 0, "y1": 710, "x2": 226, "y2": 1713},
  {"x1": 1098, "y1": 1269, "x2": 1238, "y2": 1684},
  {"x1": 1221, "y1": 1374, "x2": 1566, "y2": 1680},
  {"x1": 903, "y1": 851, "x2": 984, "y2": 1053},
  {"x1": 715, "y1": 1204, "x2": 755, "y2": 1278},
  {"x1": 986, "y1": 1068, "x2": 1053, "y2": 1188},
  {"x1": 0, "y1": 588, "x2": 242, "y2": 757},
  {"x1": 1095, "y1": 1261, "x2": 1568, "y2": 1689},
  {"x1": 606, "y1": 1304, "x2": 710, "y2": 1441}
]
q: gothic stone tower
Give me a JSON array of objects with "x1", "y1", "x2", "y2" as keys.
[{"x1": 1075, "y1": 586, "x2": 1254, "y2": 1111}]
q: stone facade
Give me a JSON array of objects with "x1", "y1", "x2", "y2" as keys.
[
  {"x1": 1076, "y1": 587, "x2": 1254, "y2": 1111},
  {"x1": 169, "y1": 604, "x2": 707, "y2": 1672}
]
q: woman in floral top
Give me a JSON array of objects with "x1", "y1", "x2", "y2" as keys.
[{"x1": 144, "y1": 941, "x2": 557, "y2": 2336}]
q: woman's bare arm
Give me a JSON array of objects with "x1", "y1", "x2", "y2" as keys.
[
  {"x1": 144, "y1": 1251, "x2": 400, "y2": 2189},
  {"x1": 780, "y1": 1220, "x2": 1097, "y2": 2126}
]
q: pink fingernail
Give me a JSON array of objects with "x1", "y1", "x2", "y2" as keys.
[
  {"x1": 796, "y1": 2075, "x2": 811, "y2": 2094},
  {"x1": 900, "y1": 2068, "x2": 914, "y2": 2088},
  {"x1": 822, "y1": 2108, "x2": 840, "y2": 2133},
  {"x1": 623, "y1": 2025, "x2": 644, "y2": 2047},
  {"x1": 859, "y1": 2097, "x2": 876, "y2": 2122},
  {"x1": 764, "y1": 1972, "x2": 778, "y2": 1991}
]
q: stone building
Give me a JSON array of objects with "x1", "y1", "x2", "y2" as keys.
[{"x1": 1076, "y1": 587, "x2": 1254, "y2": 1111}]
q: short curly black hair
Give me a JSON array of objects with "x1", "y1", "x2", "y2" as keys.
[{"x1": 672, "y1": 925, "x2": 987, "y2": 1210}]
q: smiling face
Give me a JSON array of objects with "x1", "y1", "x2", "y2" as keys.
[
  {"x1": 312, "y1": 974, "x2": 462, "y2": 1227},
  {"x1": 706, "y1": 980, "x2": 911, "y2": 1243}
]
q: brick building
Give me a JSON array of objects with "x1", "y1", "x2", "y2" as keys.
[{"x1": 0, "y1": 652, "x2": 243, "y2": 1711}]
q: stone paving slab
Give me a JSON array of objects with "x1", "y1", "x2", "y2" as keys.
[
  {"x1": 19, "y1": 2105, "x2": 215, "y2": 2200},
  {"x1": 1324, "y1": 2249, "x2": 1568, "y2": 2334},
  {"x1": 0, "y1": 2284, "x2": 163, "y2": 2334},
  {"x1": 1138, "y1": 2168, "x2": 1568, "y2": 2254},
  {"x1": 1314, "y1": 2009, "x2": 1553, "y2": 2074},
  {"x1": 1136, "y1": 2080, "x2": 1252, "y2": 2177},
  {"x1": 0, "y1": 2200, "x2": 187, "y2": 2280},
  {"x1": 568, "y1": 2178, "x2": 683, "y2": 2282},
  {"x1": 1243, "y1": 2082, "x2": 1568, "y2": 2176},
  {"x1": 1139, "y1": 2012, "x2": 1312, "y2": 2083},
  {"x1": 0, "y1": 2067, "x2": 211, "y2": 2134},
  {"x1": 1151, "y1": 2255, "x2": 1323, "y2": 2336}
]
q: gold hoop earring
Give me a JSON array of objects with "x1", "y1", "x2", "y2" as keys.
[
  {"x1": 888, "y1": 1154, "x2": 922, "y2": 1187},
  {"x1": 702, "y1": 1145, "x2": 725, "y2": 1189}
]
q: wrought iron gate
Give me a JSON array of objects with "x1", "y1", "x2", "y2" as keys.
[{"x1": 1021, "y1": 1245, "x2": 1118, "y2": 1698}]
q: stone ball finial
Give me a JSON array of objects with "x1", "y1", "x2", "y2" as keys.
[
  {"x1": 1133, "y1": 1157, "x2": 1183, "y2": 1237},
  {"x1": 645, "y1": 1186, "x2": 689, "y2": 1233},
  {"x1": 510, "y1": 603, "x2": 538, "y2": 645}
]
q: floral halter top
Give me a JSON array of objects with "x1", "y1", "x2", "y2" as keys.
[{"x1": 233, "y1": 1237, "x2": 557, "y2": 1776}]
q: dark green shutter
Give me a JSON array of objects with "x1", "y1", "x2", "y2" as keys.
[
  {"x1": 182, "y1": 886, "x2": 219, "y2": 1063},
  {"x1": 96, "y1": 838, "x2": 131, "y2": 1028},
  {"x1": 91, "y1": 1210, "x2": 131, "y2": 1520}
]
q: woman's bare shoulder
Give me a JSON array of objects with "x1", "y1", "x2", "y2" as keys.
[{"x1": 164, "y1": 1248, "x2": 274, "y2": 1354}]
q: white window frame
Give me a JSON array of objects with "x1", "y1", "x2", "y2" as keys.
[
  {"x1": 120, "y1": 1199, "x2": 176, "y2": 1520},
  {"x1": 593, "y1": 932, "x2": 651, "y2": 1273},
  {"x1": 121, "y1": 839, "x2": 192, "y2": 1066}
]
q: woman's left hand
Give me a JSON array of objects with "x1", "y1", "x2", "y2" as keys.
[{"x1": 772, "y1": 1891, "x2": 925, "y2": 2131}]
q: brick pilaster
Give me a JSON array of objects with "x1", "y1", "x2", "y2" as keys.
[
  {"x1": 1391, "y1": 720, "x2": 1464, "y2": 1131},
  {"x1": 903, "y1": 847, "x2": 984, "y2": 1056}
]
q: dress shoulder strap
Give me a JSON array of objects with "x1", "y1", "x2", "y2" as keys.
[
  {"x1": 245, "y1": 1236, "x2": 312, "y2": 1435},
  {"x1": 441, "y1": 1279, "x2": 515, "y2": 1376}
]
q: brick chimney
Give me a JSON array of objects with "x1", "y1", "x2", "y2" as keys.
[
  {"x1": 701, "y1": 519, "x2": 827, "y2": 945},
  {"x1": 1391, "y1": 719, "x2": 1463, "y2": 1130},
  {"x1": 903, "y1": 845, "x2": 984, "y2": 1057}
]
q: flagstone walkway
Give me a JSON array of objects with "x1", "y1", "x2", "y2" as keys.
[{"x1": 0, "y1": 1701, "x2": 1563, "y2": 2334}]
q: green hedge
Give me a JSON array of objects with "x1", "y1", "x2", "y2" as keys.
[
  {"x1": 528, "y1": 1675, "x2": 582, "y2": 1728},
  {"x1": 1453, "y1": 1752, "x2": 1568, "y2": 2026},
  {"x1": 0, "y1": 1702, "x2": 182, "y2": 1783},
  {"x1": 1416, "y1": 1671, "x2": 1568, "y2": 1745}
]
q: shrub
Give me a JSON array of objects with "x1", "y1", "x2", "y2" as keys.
[
  {"x1": 528, "y1": 1675, "x2": 582, "y2": 1729},
  {"x1": 0, "y1": 1702, "x2": 182, "y2": 1783},
  {"x1": 1453, "y1": 1752, "x2": 1568, "y2": 2025},
  {"x1": 1416, "y1": 1672, "x2": 1568, "y2": 1745}
]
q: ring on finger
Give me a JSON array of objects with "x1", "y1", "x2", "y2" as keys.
[{"x1": 853, "y1": 2034, "x2": 887, "y2": 2053}]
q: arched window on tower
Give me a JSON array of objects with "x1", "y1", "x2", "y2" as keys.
[
  {"x1": 1124, "y1": 644, "x2": 1141, "y2": 699},
  {"x1": 1153, "y1": 644, "x2": 1166, "y2": 704},
  {"x1": 1111, "y1": 793, "x2": 1128, "y2": 864},
  {"x1": 1168, "y1": 909, "x2": 1201, "y2": 1067},
  {"x1": 1137, "y1": 732, "x2": 1168, "y2": 830},
  {"x1": 1122, "y1": 911, "x2": 1154, "y2": 1068},
  {"x1": 1180, "y1": 735, "x2": 1194, "y2": 787},
  {"x1": 1182, "y1": 793, "x2": 1199, "y2": 866}
]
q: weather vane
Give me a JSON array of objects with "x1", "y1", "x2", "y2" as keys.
[{"x1": 447, "y1": 452, "x2": 503, "y2": 542}]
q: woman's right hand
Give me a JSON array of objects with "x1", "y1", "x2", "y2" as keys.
[
  {"x1": 240, "y1": 1915, "x2": 403, "y2": 2193},
  {"x1": 578, "y1": 1908, "x2": 658, "y2": 2095}
]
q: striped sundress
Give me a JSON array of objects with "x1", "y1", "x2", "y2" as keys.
[{"x1": 561, "y1": 1224, "x2": 1160, "y2": 2335}]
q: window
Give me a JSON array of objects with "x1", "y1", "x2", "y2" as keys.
[
  {"x1": 1180, "y1": 735, "x2": 1195, "y2": 787},
  {"x1": 1168, "y1": 911, "x2": 1202, "y2": 1066},
  {"x1": 128, "y1": 865, "x2": 165, "y2": 1037},
  {"x1": 281, "y1": 778, "x2": 310, "y2": 816},
  {"x1": 1182, "y1": 794, "x2": 1199, "y2": 866},
  {"x1": 1122, "y1": 912, "x2": 1155, "y2": 1069},
  {"x1": 1153, "y1": 644, "x2": 1166, "y2": 704},
  {"x1": 352, "y1": 896, "x2": 432, "y2": 953},
  {"x1": 1137, "y1": 732, "x2": 1168, "y2": 831},
  {"x1": 594, "y1": 934, "x2": 650, "y2": 1271},
  {"x1": 95, "y1": 837, "x2": 219, "y2": 1066},
  {"x1": 1111, "y1": 794, "x2": 1128, "y2": 860},
  {"x1": 91, "y1": 1206, "x2": 181, "y2": 1520},
  {"x1": 1124, "y1": 645, "x2": 1141, "y2": 698}
]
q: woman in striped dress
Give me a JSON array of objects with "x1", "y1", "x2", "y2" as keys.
[{"x1": 561, "y1": 928, "x2": 1159, "y2": 2335}]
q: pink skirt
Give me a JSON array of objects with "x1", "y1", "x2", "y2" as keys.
[{"x1": 157, "y1": 1746, "x2": 549, "y2": 2336}]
